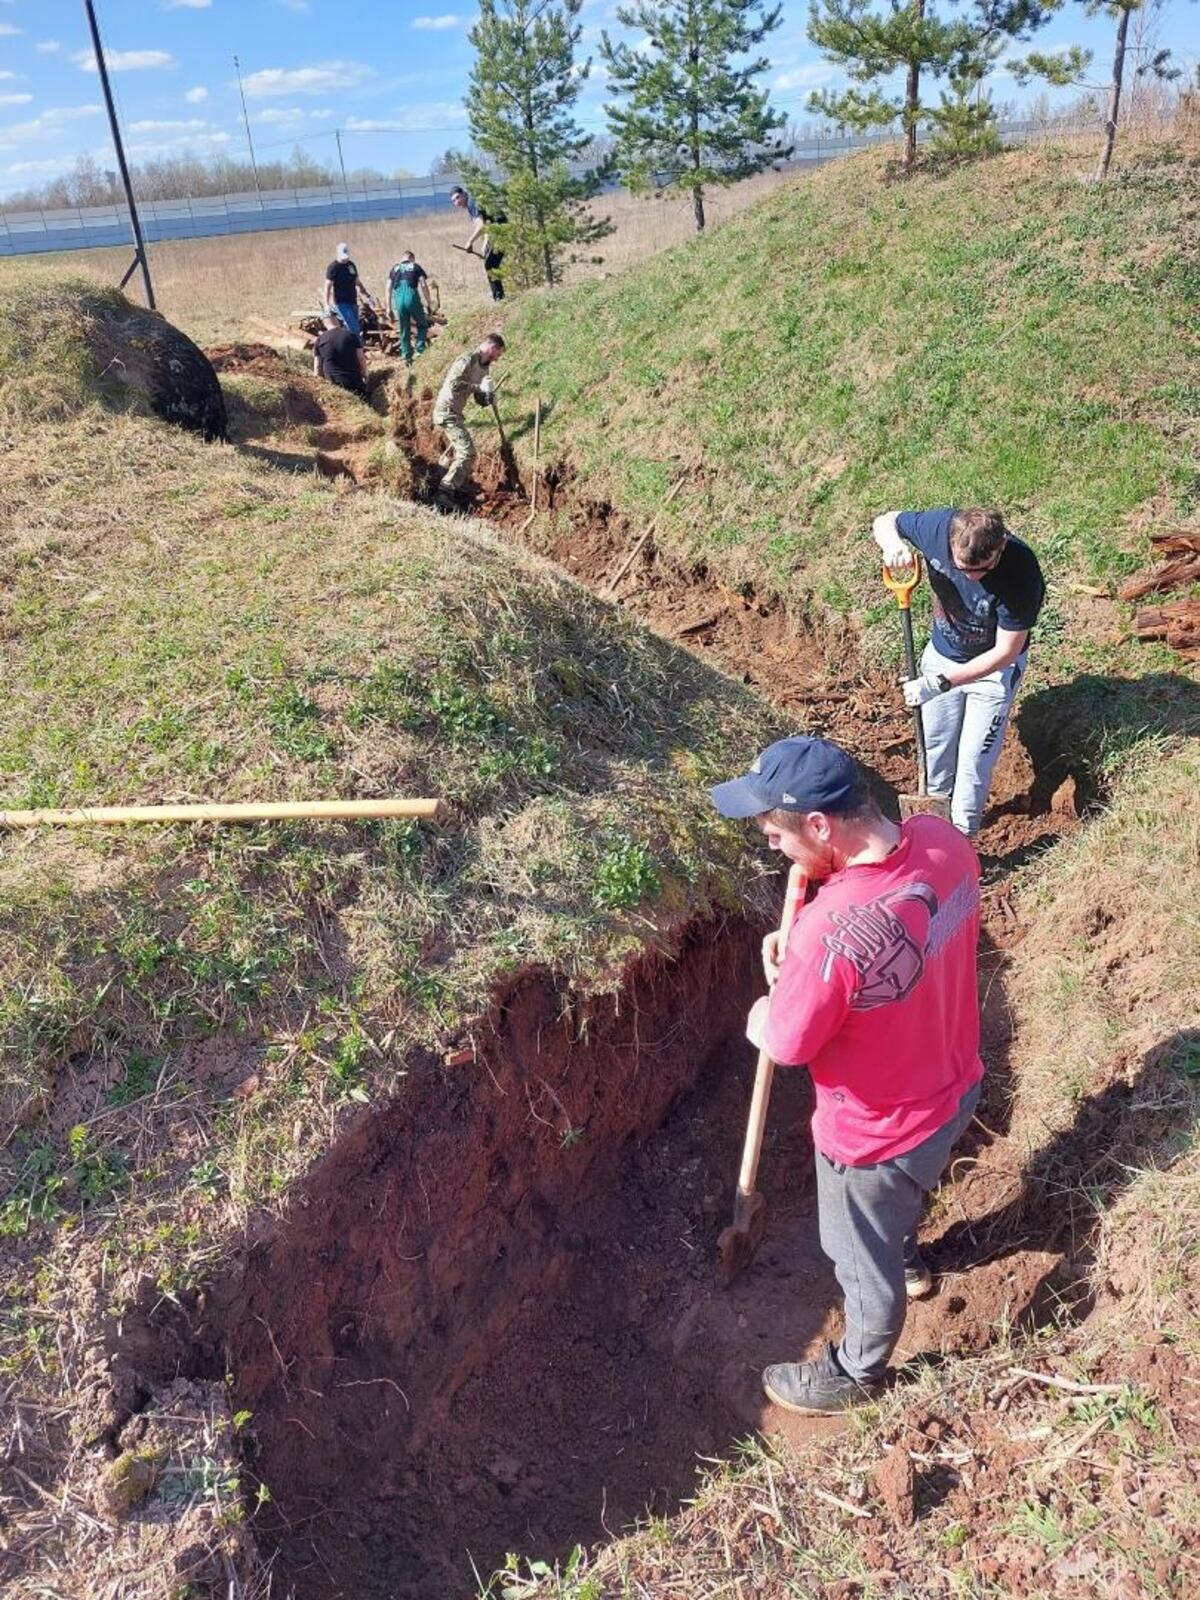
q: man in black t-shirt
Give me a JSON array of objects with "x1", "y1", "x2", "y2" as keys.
[
  {"x1": 450, "y1": 186, "x2": 506, "y2": 301},
  {"x1": 312, "y1": 310, "x2": 367, "y2": 397},
  {"x1": 872, "y1": 506, "x2": 1046, "y2": 837},
  {"x1": 324, "y1": 242, "x2": 371, "y2": 338}
]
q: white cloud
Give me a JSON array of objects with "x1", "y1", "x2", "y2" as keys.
[
  {"x1": 412, "y1": 14, "x2": 461, "y2": 29},
  {"x1": 0, "y1": 69, "x2": 17, "y2": 79},
  {"x1": 0, "y1": 104, "x2": 104, "y2": 151},
  {"x1": 0, "y1": 93, "x2": 33, "y2": 105},
  {"x1": 346, "y1": 103, "x2": 468, "y2": 132},
  {"x1": 74, "y1": 48, "x2": 176, "y2": 73},
  {"x1": 128, "y1": 129, "x2": 231, "y2": 156},
  {"x1": 0, "y1": 22, "x2": 23, "y2": 34},
  {"x1": 5, "y1": 156, "x2": 84, "y2": 178},
  {"x1": 774, "y1": 63, "x2": 835, "y2": 91},
  {"x1": 36, "y1": 40, "x2": 61, "y2": 54},
  {"x1": 184, "y1": 85, "x2": 209, "y2": 103},
  {"x1": 130, "y1": 117, "x2": 209, "y2": 132},
  {"x1": 278, "y1": 0, "x2": 310, "y2": 9},
  {"x1": 241, "y1": 61, "x2": 372, "y2": 97}
]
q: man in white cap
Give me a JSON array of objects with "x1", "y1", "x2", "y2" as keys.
[{"x1": 324, "y1": 242, "x2": 372, "y2": 339}]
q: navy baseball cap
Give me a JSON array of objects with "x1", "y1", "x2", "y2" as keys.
[{"x1": 710, "y1": 735, "x2": 861, "y2": 819}]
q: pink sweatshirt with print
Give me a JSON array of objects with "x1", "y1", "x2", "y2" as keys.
[{"x1": 764, "y1": 814, "x2": 983, "y2": 1166}]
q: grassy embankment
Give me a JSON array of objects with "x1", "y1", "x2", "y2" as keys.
[
  {"x1": 497, "y1": 139, "x2": 1196, "y2": 693},
  {"x1": 0, "y1": 284, "x2": 778, "y2": 1592},
  {"x1": 474, "y1": 139, "x2": 1200, "y2": 1594}
]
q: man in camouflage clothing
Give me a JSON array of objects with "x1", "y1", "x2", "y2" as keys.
[{"x1": 433, "y1": 332, "x2": 505, "y2": 508}]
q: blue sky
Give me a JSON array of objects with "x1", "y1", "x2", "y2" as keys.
[{"x1": 0, "y1": 0, "x2": 1195, "y2": 198}]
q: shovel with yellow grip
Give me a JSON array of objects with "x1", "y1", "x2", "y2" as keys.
[{"x1": 881, "y1": 555, "x2": 952, "y2": 822}]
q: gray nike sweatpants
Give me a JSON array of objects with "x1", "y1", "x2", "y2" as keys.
[
  {"x1": 816, "y1": 1079, "x2": 981, "y2": 1383},
  {"x1": 919, "y1": 642, "x2": 1027, "y2": 837}
]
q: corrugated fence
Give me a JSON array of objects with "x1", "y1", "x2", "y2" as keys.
[{"x1": 0, "y1": 126, "x2": 1041, "y2": 259}]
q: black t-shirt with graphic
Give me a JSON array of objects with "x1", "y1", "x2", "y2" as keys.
[
  {"x1": 326, "y1": 259, "x2": 359, "y2": 303},
  {"x1": 896, "y1": 507, "x2": 1045, "y2": 663},
  {"x1": 388, "y1": 259, "x2": 427, "y2": 298}
]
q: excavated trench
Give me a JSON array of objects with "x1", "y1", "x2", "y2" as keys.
[{"x1": 153, "y1": 351, "x2": 1153, "y2": 1595}]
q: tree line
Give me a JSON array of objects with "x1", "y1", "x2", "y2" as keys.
[
  {"x1": 451, "y1": 0, "x2": 1186, "y2": 290},
  {"x1": 2, "y1": 148, "x2": 412, "y2": 213},
  {"x1": 4, "y1": 0, "x2": 1184, "y2": 245}
]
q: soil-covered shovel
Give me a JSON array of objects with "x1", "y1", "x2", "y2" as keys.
[
  {"x1": 717, "y1": 864, "x2": 807, "y2": 1288},
  {"x1": 882, "y1": 556, "x2": 952, "y2": 822},
  {"x1": 487, "y1": 382, "x2": 519, "y2": 492}
]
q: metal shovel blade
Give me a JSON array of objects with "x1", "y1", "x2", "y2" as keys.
[
  {"x1": 899, "y1": 791, "x2": 953, "y2": 821},
  {"x1": 716, "y1": 1188, "x2": 767, "y2": 1287}
]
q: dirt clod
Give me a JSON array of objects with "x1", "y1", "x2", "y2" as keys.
[{"x1": 872, "y1": 1445, "x2": 916, "y2": 1528}]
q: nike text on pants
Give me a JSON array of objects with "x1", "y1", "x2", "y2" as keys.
[{"x1": 919, "y1": 641, "x2": 1027, "y2": 836}]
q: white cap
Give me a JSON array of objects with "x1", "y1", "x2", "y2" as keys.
[{"x1": 336, "y1": 242, "x2": 350, "y2": 260}]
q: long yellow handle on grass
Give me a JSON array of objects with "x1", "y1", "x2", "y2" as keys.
[{"x1": 0, "y1": 798, "x2": 445, "y2": 829}]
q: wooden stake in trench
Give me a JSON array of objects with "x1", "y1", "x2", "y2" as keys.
[
  {"x1": 604, "y1": 476, "x2": 686, "y2": 597},
  {"x1": 0, "y1": 798, "x2": 445, "y2": 829}
]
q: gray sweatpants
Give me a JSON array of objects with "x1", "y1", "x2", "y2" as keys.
[
  {"x1": 816, "y1": 1080, "x2": 981, "y2": 1383},
  {"x1": 920, "y1": 641, "x2": 1027, "y2": 836}
]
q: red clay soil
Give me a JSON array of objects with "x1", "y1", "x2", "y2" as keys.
[
  {"x1": 124, "y1": 901, "x2": 1086, "y2": 1600},
  {"x1": 137, "y1": 349, "x2": 1107, "y2": 1599}
]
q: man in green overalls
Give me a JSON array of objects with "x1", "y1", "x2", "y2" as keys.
[{"x1": 387, "y1": 251, "x2": 432, "y2": 365}]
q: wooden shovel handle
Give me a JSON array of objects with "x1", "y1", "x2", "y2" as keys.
[
  {"x1": 0, "y1": 798, "x2": 444, "y2": 828},
  {"x1": 734, "y1": 864, "x2": 807, "y2": 1199}
]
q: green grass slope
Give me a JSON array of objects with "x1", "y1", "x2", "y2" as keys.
[
  {"x1": 0, "y1": 309, "x2": 779, "y2": 1328},
  {"x1": 499, "y1": 139, "x2": 1197, "y2": 665}
]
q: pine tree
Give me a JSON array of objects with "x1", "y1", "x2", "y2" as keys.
[
  {"x1": 806, "y1": 0, "x2": 1055, "y2": 173},
  {"x1": 600, "y1": 0, "x2": 790, "y2": 234},
  {"x1": 1014, "y1": 0, "x2": 1179, "y2": 179},
  {"x1": 461, "y1": 0, "x2": 611, "y2": 289}
]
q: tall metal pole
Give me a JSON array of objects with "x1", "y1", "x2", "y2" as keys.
[
  {"x1": 233, "y1": 54, "x2": 264, "y2": 211},
  {"x1": 83, "y1": 0, "x2": 155, "y2": 309},
  {"x1": 335, "y1": 128, "x2": 352, "y2": 223}
]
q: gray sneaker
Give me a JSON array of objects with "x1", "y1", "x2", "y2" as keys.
[{"x1": 762, "y1": 1342, "x2": 882, "y2": 1415}]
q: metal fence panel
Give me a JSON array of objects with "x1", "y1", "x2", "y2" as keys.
[{"x1": 0, "y1": 127, "x2": 1039, "y2": 258}]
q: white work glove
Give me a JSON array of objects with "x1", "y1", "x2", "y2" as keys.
[
  {"x1": 475, "y1": 379, "x2": 494, "y2": 405},
  {"x1": 903, "y1": 673, "x2": 946, "y2": 708},
  {"x1": 881, "y1": 539, "x2": 915, "y2": 570},
  {"x1": 745, "y1": 994, "x2": 770, "y2": 1050}
]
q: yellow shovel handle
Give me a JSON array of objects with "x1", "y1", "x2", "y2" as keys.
[{"x1": 881, "y1": 552, "x2": 923, "y2": 610}]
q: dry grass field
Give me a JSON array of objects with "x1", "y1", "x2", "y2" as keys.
[{"x1": 0, "y1": 170, "x2": 791, "y2": 347}]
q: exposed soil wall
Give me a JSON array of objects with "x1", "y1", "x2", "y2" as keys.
[{"x1": 167, "y1": 916, "x2": 781, "y2": 1596}]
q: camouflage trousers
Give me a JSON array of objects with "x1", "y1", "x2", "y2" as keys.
[{"x1": 435, "y1": 412, "x2": 475, "y2": 495}]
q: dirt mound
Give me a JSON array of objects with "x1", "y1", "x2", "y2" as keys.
[{"x1": 0, "y1": 281, "x2": 226, "y2": 440}]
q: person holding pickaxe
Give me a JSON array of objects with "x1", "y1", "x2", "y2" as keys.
[
  {"x1": 449, "y1": 185, "x2": 506, "y2": 301},
  {"x1": 432, "y1": 333, "x2": 505, "y2": 509},
  {"x1": 710, "y1": 734, "x2": 983, "y2": 1413},
  {"x1": 872, "y1": 508, "x2": 1046, "y2": 838}
]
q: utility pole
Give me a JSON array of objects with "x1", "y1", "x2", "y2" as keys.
[
  {"x1": 335, "y1": 128, "x2": 352, "y2": 223},
  {"x1": 83, "y1": 0, "x2": 155, "y2": 309},
  {"x1": 233, "y1": 54, "x2": 264, "y2": 210}
]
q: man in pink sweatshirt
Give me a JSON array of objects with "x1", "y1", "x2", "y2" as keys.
[{"x1": 711, "y1": 734, "x2": 983, "y2": 1414}]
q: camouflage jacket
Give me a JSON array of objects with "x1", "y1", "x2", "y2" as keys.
[{"x1": 433, "y1": 351, "x2": 490, "y2": 421}]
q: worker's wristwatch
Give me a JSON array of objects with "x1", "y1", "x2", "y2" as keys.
[{"x1": 934, "y1": 674, "x2": 952, "y2": 694}]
